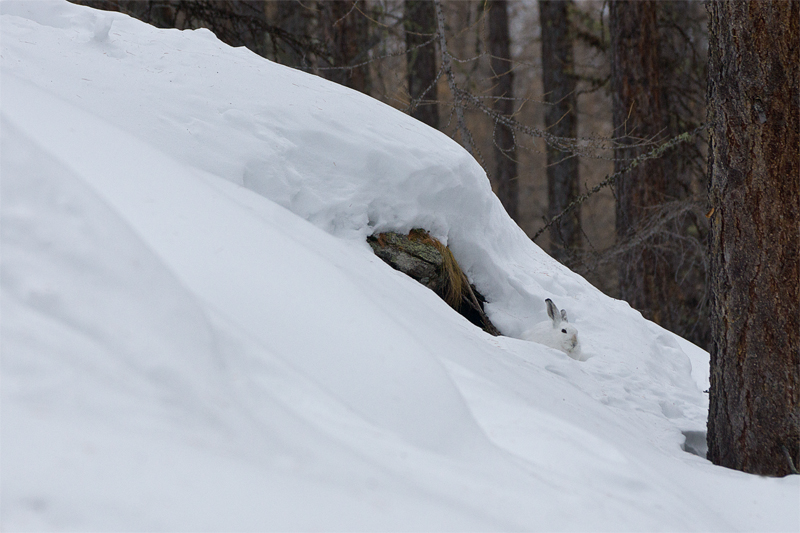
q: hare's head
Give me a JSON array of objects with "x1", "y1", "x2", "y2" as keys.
[{"x1": 545, "y1": 299, "x2": 581, "y2": 357}]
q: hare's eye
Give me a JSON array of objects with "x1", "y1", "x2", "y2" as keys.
[{"x1": 561, "y1": 328, "x2": 567, "y2": 333}]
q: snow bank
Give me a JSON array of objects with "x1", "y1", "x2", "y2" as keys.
[{"x1": 2, "y1": 1, "x2": 797, "y2": 531}]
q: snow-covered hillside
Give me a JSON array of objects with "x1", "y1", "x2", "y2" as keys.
[{"x1": 1, "y1": 1, "x2": 797, "y2": 531}]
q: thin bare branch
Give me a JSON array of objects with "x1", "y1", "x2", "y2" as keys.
[{"x1": 532, "y1": 124, "x2": 707, "y2": 241}]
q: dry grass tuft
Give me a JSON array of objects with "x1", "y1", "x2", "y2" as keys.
[{"x1": 408, "y1": 229, "x2": 465, "y2": 308}]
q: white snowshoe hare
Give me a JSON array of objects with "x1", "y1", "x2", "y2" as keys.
[{"x1": 523, "y1": 298, "x2": 582, "y2": 360}]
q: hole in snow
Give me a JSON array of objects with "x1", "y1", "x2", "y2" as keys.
[{"x1": 681, "y1": 430, "x2": 707, "y2": 458}]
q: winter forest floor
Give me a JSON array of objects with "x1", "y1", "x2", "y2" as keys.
[{"x1": 1, "y1": 2, "x2": 798, "y2": 531}]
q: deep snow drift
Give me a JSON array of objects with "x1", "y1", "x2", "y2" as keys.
[{"x1": 1, "y1": 1, "x2": 797, "y2": 531}]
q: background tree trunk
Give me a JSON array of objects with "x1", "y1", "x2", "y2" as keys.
[
  {"x1": 539, "y1": 0, "x2": 579, "y2": 259},
  {"x1": 654, "y1": 0, "x2": 710, "y2": 350},
  {"x1": 487, "y1": 0, "x2": 518, "y2": 221},
  {"x1": 207, "y1": 0, "x2": 270, "y2": 57},
  {"x1": 706, "y1": 0, "x2": 799, "y2": 477},
  {"x1": 404, "y1": 0, "x2": 439, "y2": 129},
  {"x1": 318, "y1": 0, "x2": 372, "y2": 94},
  {"x1": 609, "y1": 0, "x2": 682, "y2": 326},
  {"x1": 273, "y1": 0, "x2": 314, "y2": 68}
]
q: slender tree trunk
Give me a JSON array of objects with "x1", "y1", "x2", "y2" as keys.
[
  {"x1": 539, "y1": 0, "x2": 579, "y2": 259},
  {"x1": 434, "y1": 0, "x2": 474, "y2": 155},
  {"x1": 213, "y1": 1, "x2": 270, "y2": 57},
  {"x1": 404, "y1": 0, "x2": 439, "y2": 129},
  {"x1": 70, "y1": 0, "x2": 178, "y2": 28},
  {"x1": 273, "y1": 0, "x2": 313, "y2": 68},
  {"x1": 319, "y1": 0, "x2": 372, "y2": 94},
  {"x1": 488, "y1": 0, "x2": 518, "y2": 221},
  {"x1": 609, "y1": 0, "x2": 681, "y2": 325},
  {"x1": 706, "y1": 0, "x2": 799, "y2": 477},
  {"x1": 654, "y1": 0, "x2": 710, "y2": 350}
]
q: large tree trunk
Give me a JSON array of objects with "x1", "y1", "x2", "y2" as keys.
[
  {"x1": 539, "y1": 0, "x2": 579, "y2": 259},
  {"x1": 609, "y1": 0, "x2": 682, "y2": 326},
  {"x1": 487, "y1": 0, "x2": 518, "y2": 221},
  {"x1": 318, "y1": 0, "x2": 372, "y2": 94},
  {"x1": 706, "y1": 0, "x2": 799, "y2": 477},
  {"x1": 404, "y1": 0, "x2": 439, "y2": 129}
]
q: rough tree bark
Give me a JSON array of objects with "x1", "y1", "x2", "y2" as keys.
[
  {"x1": 404, "y1": 0, "x2": 439, "y2": 129},
  {"x1": 487, "y1": 0, "x2": 518, "y2": 221},
  {"x1": 706, "y1": 0, "x2": 799, "y2": 477},
  {"x1": 539, "y1": 0, "x2": 579, "y2": 259},
  {"x1": 318, "y1": 0, "x2": 372, "y2": 94},
  {"x1": 610, "y1": 0, "x2": 683, "y2": 326}
]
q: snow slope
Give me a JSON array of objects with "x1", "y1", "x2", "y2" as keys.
[{"x1": 1, "y1": 1, "x2": 797, "y2": 530}]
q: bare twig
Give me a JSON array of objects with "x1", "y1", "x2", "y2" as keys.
[{"x1": 532, "y1": 124, "x2": 707, "y2": 241}]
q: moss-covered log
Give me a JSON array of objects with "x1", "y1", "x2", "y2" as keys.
[{"x1": 368, "y1": 229, "x2": 500, "y2": 336}]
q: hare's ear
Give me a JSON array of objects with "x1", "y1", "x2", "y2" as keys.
[
  {"x1": 545, "y1": 299, "x2": 560, "y2": 324},
  {"x1": 561, "y1": 309, "x2": 569, "y2": 323}
]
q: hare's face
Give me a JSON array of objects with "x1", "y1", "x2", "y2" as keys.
[{"x1": 557, "y1": 323, "x2": 580, "y2": 354}]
